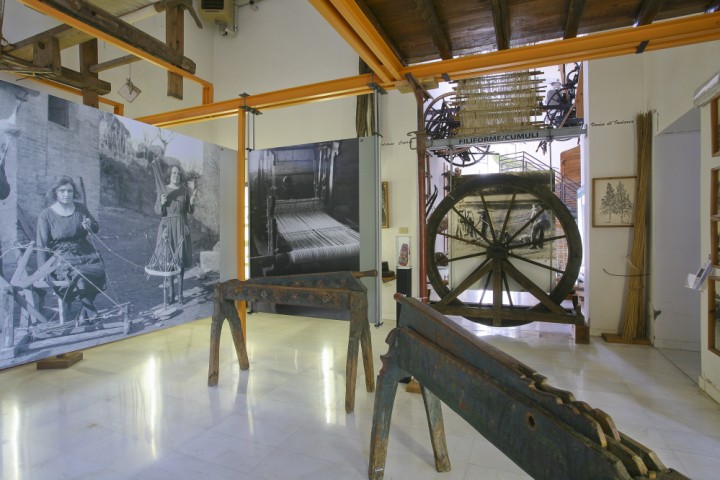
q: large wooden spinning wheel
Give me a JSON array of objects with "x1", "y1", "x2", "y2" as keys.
[{"x1": 426, "y1": 173, "x2": 582, "y2": 327}]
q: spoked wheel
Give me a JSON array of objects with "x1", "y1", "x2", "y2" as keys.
[
  {"x1": 424, "y1": 92, "x2": 491, "y2": 167},
  {"x1": 426, "y1": 173, "x2": 582, "y2": 327},
  {"x1": 424, "y1": 92, "x2": 460, "y2": 139}
]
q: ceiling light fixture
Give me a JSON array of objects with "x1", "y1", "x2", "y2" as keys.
[{"x1": 117, "y1": 78, "x2": 141, "y2": 103}]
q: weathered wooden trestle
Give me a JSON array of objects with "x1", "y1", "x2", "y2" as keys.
[
  {"x1": 368, "y1": 294, "x2": 688, "y2": 480},
  {"x1": 208, "y1": 270, "x2": 376, "y2": 413}
]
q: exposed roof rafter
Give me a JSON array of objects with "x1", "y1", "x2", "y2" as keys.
[
  {"x1": 564, "y1": 0, "x2": 587, "y2": 39},
  {"x1": 635, "y1": 0, "x2": 665, "y2": 26},
  {"x1": 413, "y1": 0, "x2": 453, "y2": 59},
  {"x1": 489, "y1": 0, "x2": 511, "y2": 50}
]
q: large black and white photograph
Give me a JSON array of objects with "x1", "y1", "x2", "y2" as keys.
[
  {"x1": 247, "y1": 139, "x2": 362, "y2": 319},
  {"x1": 0, "y1": 80, "x2": 233, "y2": 369},
  {"x1": 248, "y1": 139, "x2": 360, "y2": 278}
]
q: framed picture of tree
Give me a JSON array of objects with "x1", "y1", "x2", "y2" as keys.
[{"x1": 592, "y1": 176, "x2": 636, "y2": 227}]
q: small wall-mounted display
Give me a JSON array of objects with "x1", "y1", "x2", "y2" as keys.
[{"x1": 381, "y1": 181, "x2": 389, "y2": 228}]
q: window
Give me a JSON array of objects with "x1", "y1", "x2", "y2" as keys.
[{"x1": 48, "y1": 96, "x2": 69, "y2": 128}]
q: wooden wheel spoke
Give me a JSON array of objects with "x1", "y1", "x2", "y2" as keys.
[
  {"x1": 502, "y1": 271, "x2": 514, "y2": 307},
  {"x1": 450, "y1": 205, "x2": 491, "y2": 243},
  {"x1": 437, "y1": 258, "x2": 493, "y2": 306},
  {"x1": 499, "y1": 192, "x2": 517, "y2": 242},
  {"x1": 479, "y1": 268, "x2": 493, "y2": 304},
  {"x1": 492, "y1": 261, "x2": 503, "y2": 310},
  {"x1": 501, "y1": 260, "x2": 566, "y2": 314},
  {"x1": 508, "y1": 252, "x2": 566, "y2": 275},
  {"x1": 446, "y1": 252, "x2": 487, "y2": 263},
  {"x1": 478, "y1": 192, "x2": 498, "y2": 242},
  {"x1": 437, "y1": 230, "x2": 489, "y2": 248}
]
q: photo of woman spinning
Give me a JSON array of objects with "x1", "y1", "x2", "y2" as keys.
[
  {"x1": 153, "y1": 164, "x2": 197, "y2": 304},
  {"x1": 36, "y1": 176, "x2": 106, "y2": 323}
]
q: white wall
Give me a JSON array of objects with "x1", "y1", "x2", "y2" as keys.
[
  {"x1": 583, "y1": 42, "x2": 720, "y2": 402},
  {"x1": 651, "y1": 127, "x2": 700, "y2": 350},
  {"x1": 584, "y1": 55, "x2": 645, "y2": 336}
]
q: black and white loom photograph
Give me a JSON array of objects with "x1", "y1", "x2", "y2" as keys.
[
  {"x1": 248, "y1": 139, "x2": 361, "y2": 281},
  {"x1": 0, "y1": 79, "x2": 231, "y2": 369}
]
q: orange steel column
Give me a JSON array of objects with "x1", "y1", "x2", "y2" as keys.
[{"x1": 237, "y1": 107, "x2": 247, "y2": 339}]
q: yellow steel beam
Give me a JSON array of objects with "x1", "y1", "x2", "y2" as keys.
[
  {"x1": 327, "y1": 0, "x2": 404, "y2": 81},
  {"x1": 138, "y1": 73, "x2": 394, "y2": 127},
  {"x1": 19, "y1": 0, "x2": 214, "y2": 95},
  {"x1": 139, "y1": 12, "x2": 720, "y2": 128},
  {"x1": 406, "y1": 12, "x2": 720, "y2": 80},
  {"x1": 236, "y1": 108, "x2": 247, "y2": 339},
  {"x1": 308, "y1": 0, "x2": 392, "y2": 83}
]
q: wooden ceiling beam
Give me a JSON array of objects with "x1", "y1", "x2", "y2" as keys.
[
  {"x1": 489, "y1": 0, "x2": 511, "y2": 50},
  {"x1": 3, "y1": 1, "x2": 179, "y2": 63},
  {"x1": 166, "y1": 5, "x2": 184, "y2": 100},
  {"x1": 328, "y1": 0, "x2": 404, "y2": 80},
  {"x1": 635, "y1": 0, "x2": 665, "y2": 26},
  {"x1": 23, "y1": 75, "x2": 123, "y2": 114},
  {"x1": 353, "y1": 0, "x2": 406, "y2": 66},
  {"x1": 564, "y1": 0, "x2": 587, "y2": 39},
  {"x1": 137, "y1": 11, "x2": 720, "y2": 128},
  {"x1": 413, "y1": 0, "x2": 453, "y2": 60},
  {"x1": 79, "y1": 38, "x2": 99, "y2": 107},
  {"x1": 19, "y1": 0, "x2": 197, "y2": 77}
]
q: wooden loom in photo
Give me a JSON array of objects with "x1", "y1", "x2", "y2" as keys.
[{"x1": 270, "y1": 197, "x2": 360, "y2": 269}]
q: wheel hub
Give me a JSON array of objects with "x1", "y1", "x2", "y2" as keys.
[{"x1": 487, "y1": 243, "x2": 509, "y2": 260}]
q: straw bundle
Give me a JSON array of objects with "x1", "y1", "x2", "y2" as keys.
[{"x1": 621, "y1": 111, "x2": 652, "y2": 340}]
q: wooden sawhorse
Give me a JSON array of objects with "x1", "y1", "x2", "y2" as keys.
[
  {"x1": 209, "y1": 270, "x2": 376, "y2": 413},
  {"x1": 368, "y1": 294, "x2": 688, "y2": 480}
]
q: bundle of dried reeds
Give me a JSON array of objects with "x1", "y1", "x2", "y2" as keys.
[{"x1": 621, "y1": 111, "x2": 652, "y2": 340}]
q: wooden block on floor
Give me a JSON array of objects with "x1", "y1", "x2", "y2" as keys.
[
  {"x1": 37, "y1": 352, "x2": 84, "y2": 369},
  {"x1": 405, "y1": 378, "x2": 421, "y2": 394},
  {"x1": 601, "y1": 333, "x2": 651, "y2": 346}
]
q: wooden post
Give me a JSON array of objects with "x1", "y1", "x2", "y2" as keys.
[
  {"x1": 79, "y1": 39, "x2": 98, "y2": 108},
  {"x1": 410, "y1": 80, "x2": 428, "y2": 301},
  {"x1": 165, "y1": 5, "x2": 184, "y2": 100}
]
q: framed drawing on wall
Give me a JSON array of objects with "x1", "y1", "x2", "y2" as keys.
[
  {"x1": 592, "y1": 176, "x2": 636, "y2": 227},
  {"x1": 712, "y1": 95, "x2": 719, "y2": 157},
  {"x1": 381, "y1": 181, "x2": 389, "y2": 228}
]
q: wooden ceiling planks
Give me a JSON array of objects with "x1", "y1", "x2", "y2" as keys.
[{"x1": 357, "y1": 0, "x2": 715, "y2": 66}]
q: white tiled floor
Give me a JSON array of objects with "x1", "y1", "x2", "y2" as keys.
[{"x1": 2, "y1": 313, "x2": 720, "y2": 479}]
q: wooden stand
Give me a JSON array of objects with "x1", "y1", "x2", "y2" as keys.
[
  {"x1": 37, "y1": 352, "x2": 83, "y2": 369},
  {"x1": 368, "y1": 295, "x2": 688, "y2": 480},
  {"x1": 209, "y1": 270, "x2": 376, "y2": 413}
]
